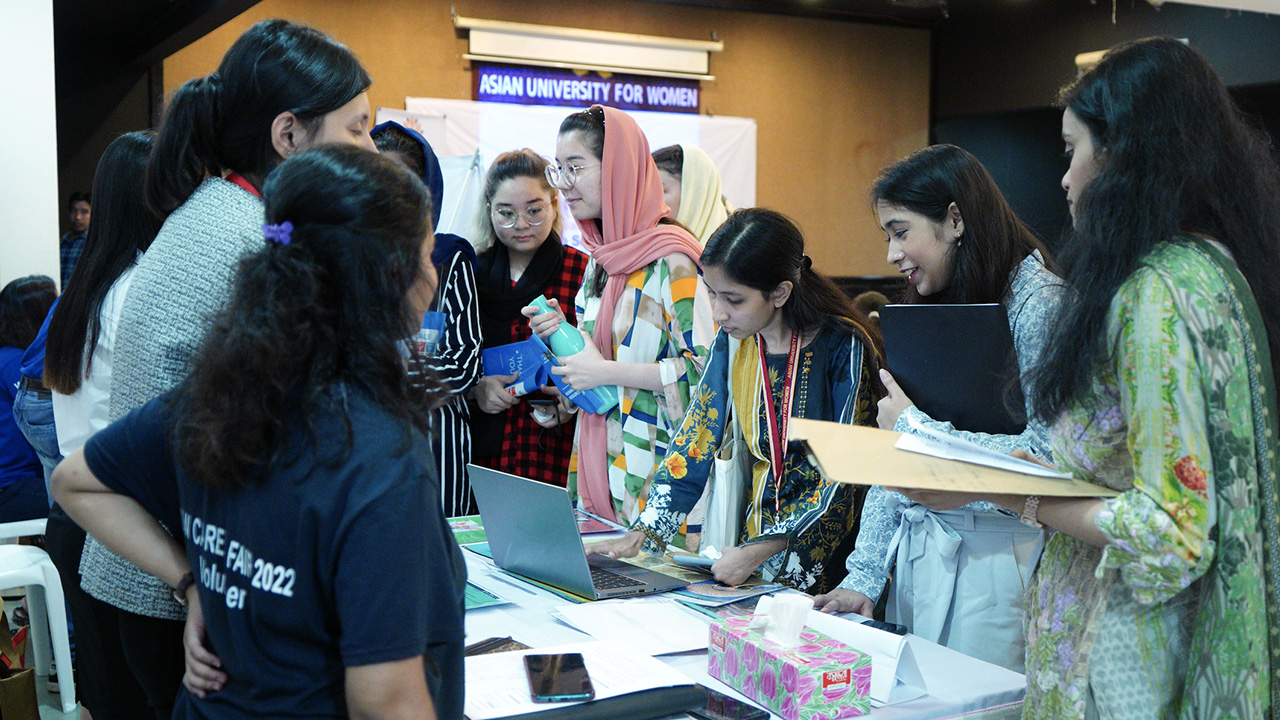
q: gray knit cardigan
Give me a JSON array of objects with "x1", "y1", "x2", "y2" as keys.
[{"x1": 80, "y1": 177, "x2": 265, "y2": 619}]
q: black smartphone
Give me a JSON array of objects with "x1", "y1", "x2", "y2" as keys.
[
  {"x1": 688, "y1": 686, "x2": 769, "y2": 720},
  {"x1": 524, "y1": 653, "x2": 596, "y2": 703},
  {"x1": 863, "y1": 618, "x2": 908, "y2": 635},
  {"x1": 526, "y1": 398, "x2": 557, "y2": 406}
]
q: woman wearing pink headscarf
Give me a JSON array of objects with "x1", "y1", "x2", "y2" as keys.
[{"x1": 526, "y1": 106, "x2": 713, "y2": 532}]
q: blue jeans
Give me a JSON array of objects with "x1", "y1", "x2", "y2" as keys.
[{"x1": 12, "y1": 387, "x2": 61, "y2": 506}]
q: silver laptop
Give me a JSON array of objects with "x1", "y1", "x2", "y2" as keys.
[{"x1": 468, "y1": 465, "x2": 687, "y2": 600}]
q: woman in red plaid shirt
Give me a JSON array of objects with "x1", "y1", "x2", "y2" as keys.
[{"x1": 470, "y1": 150, "x2": 590, "y2": 486}]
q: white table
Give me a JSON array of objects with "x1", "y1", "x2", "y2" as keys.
[{"x1": 463, "y1": 551, "x2": 1025, "y2": 720}]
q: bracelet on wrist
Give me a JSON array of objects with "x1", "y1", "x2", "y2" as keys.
[
  {"x1": 638, "y1": 524, "x2": 667, "y2": 552},
  {"x1": 172, "y1": 571, "x2": 196, "y2": 607},
  {"x1": 1020, "y1": 495, "x2": 1044, "y2": 528}
]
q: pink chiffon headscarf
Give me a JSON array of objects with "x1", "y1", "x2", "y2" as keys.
[{"x1": 572, "y1": 105, "x2": 703, "y2": 523}]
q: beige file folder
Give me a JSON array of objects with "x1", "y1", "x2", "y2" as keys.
[{"x1": 789, "y1": 418, "x2": 1119, "y2": 498}]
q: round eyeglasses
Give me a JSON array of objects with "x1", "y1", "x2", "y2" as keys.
[
  {"x1": 544, "y1": 162, "x2": 601, "y2": 190},
  {"x1": 491, "y1": 205, "x2": 549, "y2": 228}
]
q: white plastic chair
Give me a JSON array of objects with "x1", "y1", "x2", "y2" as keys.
[
  {"x1": 0, "y1": 519, "x2": 47, "y2": 542},
  {"x1": 0, "y1": 518, "x2": 76, "y2": 713}
]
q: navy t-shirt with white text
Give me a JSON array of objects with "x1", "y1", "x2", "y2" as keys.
[{"x1": 84, "y1": 386, "x2": 466, "y2": 719}]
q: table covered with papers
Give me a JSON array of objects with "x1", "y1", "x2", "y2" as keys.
[{"x1": 461, "y1": 548, "x2": 1025, "y2": 720}]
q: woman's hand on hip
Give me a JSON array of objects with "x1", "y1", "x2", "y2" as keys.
[{"x1": 182, "y1": 590, "x2": 226, "y2": 698}]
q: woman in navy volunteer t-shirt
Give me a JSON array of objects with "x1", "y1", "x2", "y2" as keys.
[{"x1": 54, "y1": 146, "x2": 466, "y2": 720}]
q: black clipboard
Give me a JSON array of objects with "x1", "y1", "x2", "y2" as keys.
[{"x1": 878, "y1": 303, "x2": 1027, "y2": 436}]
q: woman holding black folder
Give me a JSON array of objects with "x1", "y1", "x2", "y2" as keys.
[
  {"x1": 814, "y1": 144, "x2": 1064, "y2": 672},
  {"x1": 875, "y1": 39, "x2": 1280, "y2": 718}
]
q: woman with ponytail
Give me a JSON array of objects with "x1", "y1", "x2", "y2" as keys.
[
  {"x1": 87, "y1": 19, "x2": 375, "y2": 717},
  {"x1": 814, "y1": 145, "x2": 1063, "y2": 672},
  {"x1": 54, "y1": 145, "x2": 465, "y2": 720},
  {"x1": 526, "y1": 106, "x2": 714, "y2": 532},
  {"x1": 588, "y1": 208, "x2": 883, "y2": 592},
  {"x1": 40, "y1": 131, "x2": 162, "y2": 718}
]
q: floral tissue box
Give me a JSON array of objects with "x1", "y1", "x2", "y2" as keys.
[{"x1": 707, "y1": 617, "x2": 872, "y2": 720}]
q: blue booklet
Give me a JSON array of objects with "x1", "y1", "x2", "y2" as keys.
[
  {"x1": 479, "y1": 334, "x2": 619, "y2": 415},
  {"x1": 480, "y1": 337, "x2": 552, "y2": 396}
]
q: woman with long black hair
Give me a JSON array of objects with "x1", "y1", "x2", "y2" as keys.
[
  {"x1": 896, "y1": 38, "x2": 1280, "y2": 717},
  {"x1": 55, "y1": 145, "x2": 465, "y2": 720},
  {"x1": 814, "y1": 145, "x2": 1063, "y2": 672},
  {"x1": 40, "y1": 130, "x2": 163, "y2": 718},
  {"x1": 84, "y1": 19, "x2": 376, "y2": 718},
  {"x1": 589, "y1": 208, "x2": 882, "y2": 592}
]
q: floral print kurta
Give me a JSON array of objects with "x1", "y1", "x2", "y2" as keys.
[
  {"x1": 637, "y1": 325, "x2": 879, "y2": 592},
  {"x1": 567, "y1": 254, "x2": 714, "y2": 524},
  {"x1": 1025, "y1": 238, "x2": 1280, "y2": 719}
]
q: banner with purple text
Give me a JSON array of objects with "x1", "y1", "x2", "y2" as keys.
[{"x1": 473, "y1": 63, "x2": 700, "y2": 114}]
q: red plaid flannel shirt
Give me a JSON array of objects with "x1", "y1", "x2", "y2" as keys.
[{"x1": 473, "y1": 246, "x2": 590, "y2": 487}]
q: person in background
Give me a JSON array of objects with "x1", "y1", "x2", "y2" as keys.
[
  {"x1": 588, "y1": 208, "x2": 882, "y2": 592},
  {"x1": 54, "y1": 145, "x2": 466, "y2": 720},
  {"x1": 0, "y1": 275, "x2": 55, "y2": 521},
  {"x1": 895, "y1": 38, "x2": 1280, "y2": 717},
  {"x1": 647, "y1": 142, "x2": 731, "y2": 549},
  {"x1": 850, "y1": 290, "x2": 889, "y2": 326},
  {"x1": 527, "y1": 105, "x2": 714, "y2": 535},
  {"x1": 61, "y1": 191, "x2": 91, "y2": 288},
  {"x1": 90, "y1": 19, "x2": 375, "y2": 719},
  {"x1": 43, "y1": 130, "x2": 164, "y2": 719},
  {"x1": 813, "y1": 145, "x2": 1063, "y2": 672},
  {"x1": 651, "y1": 143, "x2": 731, "y2": 245},
  {"x1": 371, "y1": 121, "x2": 482, "y2": 516},
  {"x1": 12, "y1": 301, "x2": 62, "y2": 499},
  {"x1": 470, "y1": 149, "x2": 589, "y2": 487}
]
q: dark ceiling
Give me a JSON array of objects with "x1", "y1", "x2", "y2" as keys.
[{"x1": 55, "y1": 0, "x2": 969, "y2": 77}]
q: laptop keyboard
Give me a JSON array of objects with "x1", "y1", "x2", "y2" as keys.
[{"x1": 590, "y1": 565, "x2": 646, "y2": 590}]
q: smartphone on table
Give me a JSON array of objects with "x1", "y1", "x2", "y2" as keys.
[{"x1": 524, "y1": 652, "x2": 596, "y2": 703}]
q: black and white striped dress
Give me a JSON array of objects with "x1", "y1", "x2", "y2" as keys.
[{"x1": 427, "y1": 250, "x2": 483, "y2": 516}]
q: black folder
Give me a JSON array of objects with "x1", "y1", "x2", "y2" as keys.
[{"x1": 878, "y1": 303, "x2": 1027, "y2": 436}]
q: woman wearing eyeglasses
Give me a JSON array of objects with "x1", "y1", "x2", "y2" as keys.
[
  {"x1": 526, "y1": 106, "x2": 713, "y2": 532},
  {"x1": 470, "y1": 149, "x2": 590, "y2": 487}
]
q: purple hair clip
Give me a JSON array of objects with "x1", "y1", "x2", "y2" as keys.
[{"x1": 262, "y1": 221, "x2": 293, "y2": 246}]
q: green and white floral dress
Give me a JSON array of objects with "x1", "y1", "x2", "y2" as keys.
[{"x1": 1024, "y1": 237, "x2": 1280, "y2": 719}]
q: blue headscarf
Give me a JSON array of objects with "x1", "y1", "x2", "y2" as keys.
[{"x1": 370, "y1": 121, "x2": 476, "y2": 268}]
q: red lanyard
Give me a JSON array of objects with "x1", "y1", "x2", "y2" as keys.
[
  {"x1": 225, "y1": 172, "x2": 262, "y2": 199},
  {"x1": 758, "y1": 331, "x2": 801, "y2": 515}
]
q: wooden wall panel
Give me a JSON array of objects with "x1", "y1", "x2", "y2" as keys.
[{"x1": 164, "y1": 0, "x2": 929, "y2": 277}]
